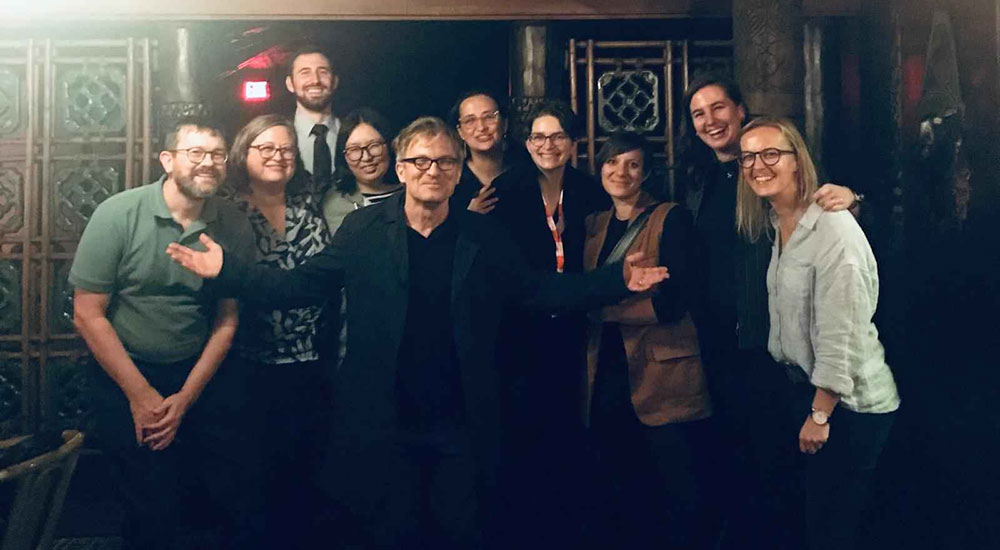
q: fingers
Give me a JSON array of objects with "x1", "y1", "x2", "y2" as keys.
[
  {"x1": 199, "y1": 233, "x2": 220, "y2": 250},
  {"x1": 477, "y1": 186, "x2": 496, "y2": 199}
]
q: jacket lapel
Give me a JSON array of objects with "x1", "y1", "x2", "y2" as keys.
[
  {"x1": 451, "y1": 213, "x2": 479, "y2": 304},
  {"x1": 384, "y1": 193, "x2": 409, "y2": 287}
]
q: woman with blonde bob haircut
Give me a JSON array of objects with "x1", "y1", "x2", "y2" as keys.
[{"x1": 735, "y1": 116, "x2": 900, "y2": 550}]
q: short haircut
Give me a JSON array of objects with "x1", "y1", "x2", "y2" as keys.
[
  {"x1": 447, "y1": 89, "x2": 508, "y2": 126},
  {"x1": 227, "y1": 114, "x2": 299, "y2": 192},
  {"x1": 735, "y1": 117, "x2": 820, "y2": 242},
  {"x1": 333, "y1": 107, "x2": 398, "y2": 194},
  {"x1": 596, "y1": 132, "x2": 654, "y2": 176},
  {"x1": 526, "y1": 99, "x2": 582, "y2": 140},
  {"x1": 162, "y1": 116, "x2": 225, "y2": 151},
  {"x1": 285, "y1": 43, "x2": 335, "y2": 77},
  {"x1": 392, "y1": 116, "x2": 466, "y2": 161}
]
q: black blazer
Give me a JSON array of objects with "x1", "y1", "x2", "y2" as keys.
[{"x1": 216, "y1": 192, "x2": 628, "y2": 490}]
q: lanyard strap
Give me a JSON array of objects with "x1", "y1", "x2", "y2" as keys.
[{"x1": 542, "y1": 190, "x2": 565, "y2": 273}]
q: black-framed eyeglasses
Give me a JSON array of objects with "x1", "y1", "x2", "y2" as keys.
[
  {"x1": 527, "y1": 132, "x2": 570, "y2": 148},
  {"x1": 739, "y1": 148, "x2": 796, "y2": 168},
  {"x1": 344, "y1": 141, "x2": 387, "y2": 162},
  {"x1": 249, "y1": 144, "x2": 297, "y2": 161},
  {"x1": 170, "y1": 148, "x2": 228, "y2": 165},
  {"x1": 458, "y1": 111, "x2": 501, "y2": 131},
  {"x1": 399, "y1": 156, "x2": 460, "y2": 172}
]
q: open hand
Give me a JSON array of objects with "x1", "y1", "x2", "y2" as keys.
[
  {"x1": 166, "y1": 233, "x2": 223, "y2": 278},
  {"x1": 623, "y1": 251, "x2": 669, "y2": 292},
  {"x1": 468, "y1": 185, "x2": 498, "y2": 214}
]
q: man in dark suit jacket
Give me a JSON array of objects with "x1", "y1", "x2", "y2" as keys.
[{"x1": 167, "y1": 116, "x2": 666, "y2": 550}]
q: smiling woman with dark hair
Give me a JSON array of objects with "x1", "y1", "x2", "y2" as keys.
[{"x1": 584, "y1": 132, "x2": 716, "y2": 549}]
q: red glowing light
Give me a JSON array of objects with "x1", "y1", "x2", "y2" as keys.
[{"x1": 242, "y1": 80, "x2": 270, "y2": 102}]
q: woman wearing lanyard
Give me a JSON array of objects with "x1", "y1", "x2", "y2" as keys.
[
  {"x1": 489, "y1": 99, "x2": 607, "y2": 548},
  {"x1": 736, "y1": 117, "x2": 899, "y2": 550}
]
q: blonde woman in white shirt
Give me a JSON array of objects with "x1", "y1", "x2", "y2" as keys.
[{"x1": 735, "y1": 116, "x2": 900, "y2": 550}]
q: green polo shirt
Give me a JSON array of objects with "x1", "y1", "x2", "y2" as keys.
[{"x1": 69, "y1": 176, "x2": 254, "y2": 364}]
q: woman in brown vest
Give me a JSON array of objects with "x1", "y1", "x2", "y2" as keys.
[{"x1": 584, "y1": 132, "x2": 717, "y2": 549}]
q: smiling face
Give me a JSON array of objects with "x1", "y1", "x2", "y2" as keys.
[
  {"x1": 526, "y1": 115, "x2": 573, "y2": 172},
  {"x1": 161, "y1": 126, "x2": 227, "y2": 199},
  {"x1": 246, "y1": 125, "x2": 296, "y2": 188},
  {"x1": 457, "y1": 94, "x2": 505, "y2": 154},
  {"x1": 344, "y1": 123, "x2": 389, "y2": 188},
  {"x1": 285, "y1": 52, "x2": 338, "y2": 113},
  {"x1": 689, "y1": 84, "x2": 746, "y2": 160},
  {"x1": 740, "y1": 125, "x2": 799, "y2": 205},
  {"x1": 600, "y1": 148, "x2": 645, "y2": 204},
  {"x1": 396, "y1": 133, "x2": 462, "y2": 207}
]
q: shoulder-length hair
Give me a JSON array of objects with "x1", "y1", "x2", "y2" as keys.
[
  {"x1": 333, "y1": 107, "x2": 398, "y2": 195},
  {"x1": 227, "y1": 114, "x2": 301, "y2": 193},
  {"x1": 676, "y1": 74, "x2": 745, "y2": 202},
  {"x1": 735, "y1": 117, "x2": 820, "y2": 242}
]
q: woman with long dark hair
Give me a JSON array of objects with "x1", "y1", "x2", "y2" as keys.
[
  {"x1": 448, "y1": 90, "x2": 512, "y2": 214},
  {"x1": 322, "y1": 107, "x2": 402, "y2": 234}
]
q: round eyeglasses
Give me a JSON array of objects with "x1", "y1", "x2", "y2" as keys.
[
  {"x1": 249, "y1": 144, "x2": 297, "y2": 161},
  {"x1": 738, "y1": 148, "x2": 796, "y2": 168},
  {"x1": 171, "y1": 148, "x2": 228, "y2": 165},
  {"x1": 527, "y1": 132, "x2": 570, "y2": 148},
  {"x1": 344, "y1": 141, "x2": 387, "y2": 162},
  {"x1": 458, "y1": 111, "x2": 501, "y2": 131}
]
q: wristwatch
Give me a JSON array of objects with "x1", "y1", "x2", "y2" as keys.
[
  {"x1": 851, "y1": 191, "x2": 865, "y2": 208},
  {"x1": 810, "y1": 408, "x2": 830, "y2": 426}
]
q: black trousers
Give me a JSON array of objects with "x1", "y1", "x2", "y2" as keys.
[
  {"x1": 243, "y1": 358, "x2": 333, "y2": 550},
  {"x1": 339, "y1": 427, "x2": 483, "y2": 550},
  {"x1": 704, "y1": 347, "x2": 805, "y2": 550},
  {"x1": 589, "y1": 347, "x2": 720, "y2": 550},
  {"x1": 90, "y1": 356, "x2": 265, "y2": 550},
  {"x1": 791, "y1": 384, "x2": 896, "y2": 550}
]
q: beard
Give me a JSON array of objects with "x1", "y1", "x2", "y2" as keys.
[
  {"x1": 295, "y1": 86, "x2": 333, "y2": 112},
  {"x1": 173, "y1": 167, "x2": 222, "y2": 199}
]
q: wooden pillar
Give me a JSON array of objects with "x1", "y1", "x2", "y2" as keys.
[
  {"x1": 509, "y1": 22, "x2": 548, "y2": 141},
  {"x1": 732, "y1": 0, "x2": 804, "y2": 119},
  {"x1": 158, "y1": 26, "x2": 211, "y2": 136}
]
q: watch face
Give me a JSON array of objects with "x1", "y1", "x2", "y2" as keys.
[{"x1": 811, "y1": 410, "x2": 829, "y2": 425}]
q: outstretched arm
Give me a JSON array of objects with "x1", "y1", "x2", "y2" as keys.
[{"x1": 167, "y1": 224, "x2": 351, "y2": 308}]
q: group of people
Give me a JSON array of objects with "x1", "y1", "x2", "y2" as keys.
[{"x1": 70, "y1": 43, "x2": 899, "y2": 550}]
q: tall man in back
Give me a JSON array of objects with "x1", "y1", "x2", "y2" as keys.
[
  {"x1": 286, "y1": 44, "x2": 341, "y2": 186},
  {"x1": 71, "y1": 118, "x2": 260, "y2": 550}
]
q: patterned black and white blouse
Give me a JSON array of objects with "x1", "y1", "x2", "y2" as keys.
[{"x1": 228, "y1": 177, "x2": 333, "y2": 365}]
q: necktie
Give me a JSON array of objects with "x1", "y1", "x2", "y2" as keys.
[{"x1": 311, "y1": 123, "x2": 332, "y2": 184}]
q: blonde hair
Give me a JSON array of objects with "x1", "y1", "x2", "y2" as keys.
[{"x1": 735, "y1": 117, "x2": 819, "y2": 242}]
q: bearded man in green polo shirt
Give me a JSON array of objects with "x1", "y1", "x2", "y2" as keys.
[{"x1": 70, "y1": 117, "x2": 261, "y2": 550}]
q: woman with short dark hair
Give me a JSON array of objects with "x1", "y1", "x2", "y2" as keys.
[{"x1": 584, "y1": 132, "x2": 716, "y2": 549}]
